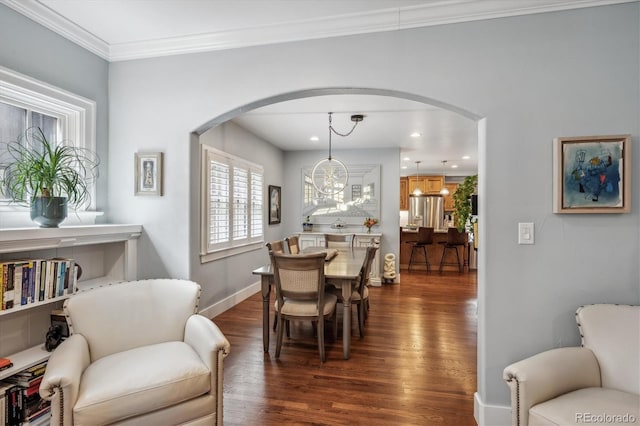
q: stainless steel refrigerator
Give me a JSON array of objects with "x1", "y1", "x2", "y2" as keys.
[{"x1": 409, "y1": 194, "x2": 444, "y2": 230}]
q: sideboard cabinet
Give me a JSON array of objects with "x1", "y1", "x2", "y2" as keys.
[{"x1": 297, "y1": 232, "x2": 382, "y2": 286}]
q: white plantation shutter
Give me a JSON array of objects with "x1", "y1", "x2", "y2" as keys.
[
  {"x1": 233, "y1": 167, "x2": 248, "y2": 240},
  {"x1": 201, "y1": 145, "x2": 264, "y2": 259},
  {"x1": 251, "y1": 172, "x2": 263, "y2": 238},
  {"x1": 209, "y1": 160, "x2": 229, "y2": 245}
]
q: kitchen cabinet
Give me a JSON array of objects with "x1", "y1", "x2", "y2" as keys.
[
  {"x1": 443, "y1": 183, "x2": 458, "y2": 211},
  {"x1": 407, "y1": 176, "x2": 444, "y2": 195},
  {"x1": 400, "y1": 177, "x2": 408, "y2": 210}
]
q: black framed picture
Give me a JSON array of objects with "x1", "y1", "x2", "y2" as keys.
[{"x1": 268, "y1": 185, "x2": 281, "y2": 224}]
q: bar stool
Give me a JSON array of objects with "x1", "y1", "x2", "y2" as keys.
[
  {"x1": 439, "y1": 228, "x2": 468, "y2": 273},
  {"x1": 407, "y1": 227, "x2": 434, "y2": 272}
]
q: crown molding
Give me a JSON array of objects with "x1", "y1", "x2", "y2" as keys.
[
  {"x1": 1, "y1": 0, "x2": 110, "y2": 60},
  {"x1": 1, "y1": 0, "x2": 636, "y2": 62}
]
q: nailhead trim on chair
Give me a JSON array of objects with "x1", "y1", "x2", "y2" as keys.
[
  {"x1": 56, "y1": 385, "x2": 64, "y2": 426},
  {"x1": 504, "y1": 376, "x2": 521, "y2": 426}
]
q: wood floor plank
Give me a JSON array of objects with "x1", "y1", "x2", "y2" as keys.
[{"x1": 212, "y1": 270, "x2": 477, "y2": 425}]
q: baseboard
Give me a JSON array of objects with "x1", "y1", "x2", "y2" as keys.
[
  {"x1": 199, "y1": 281, "x2": 261, "y2": 319},
  {"x1": 474, "y1": 392, "x2": 511, "y2": 426}
]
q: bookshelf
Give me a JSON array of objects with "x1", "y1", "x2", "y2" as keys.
[{"x1": 0, "y1": 224, "x2": 142, "y2": 369}]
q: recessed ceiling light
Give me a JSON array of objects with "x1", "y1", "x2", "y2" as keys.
[
  {"x1": 410, "y1": 132, "x2": 421, "y2": 138},
  {"x1": 462, "y1": 155, "x2": 471, "y2": 160},
  {"x1": 451, "y1": 164, "x2": 459, "y2": 168},
  {"x1": 310, "y1": 136, "x2": 319, "y2": 142},
  {"x1": 403, "y1": 157, "x2": 411, "y2": 161},
  {"x1": 401, "y1": 165, "x2": 408, "y2": 169}
]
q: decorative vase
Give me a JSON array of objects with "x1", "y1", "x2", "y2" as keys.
[
  {"x1": 366, "y1": 227, "x2": 372, "y2": 233},
  {"x1": 31, "y1": 197, "x2": 67, "y2": 228}
]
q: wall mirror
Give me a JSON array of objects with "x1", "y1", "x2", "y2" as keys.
[{"x1": 301, "y1": 164, "x2": 380, "y2": 225}]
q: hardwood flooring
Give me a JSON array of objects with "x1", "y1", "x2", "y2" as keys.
[{"x1": 212, "y1": 270, "x2": 478, "y2": 425}]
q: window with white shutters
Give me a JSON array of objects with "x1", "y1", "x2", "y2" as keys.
[{"x1": 201, "y1": 145, "x2": 264, "y2": 261}]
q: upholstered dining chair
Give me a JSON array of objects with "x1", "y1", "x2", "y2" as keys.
[
  {"x1": 285, "y1": 235, "x2": 300, "y2": 254},
  {"x1": 324, "y1": 233, "x2": 355, "y2": 249},
  {"x1": 266, "y1": 240, "x2": 286, "y2": 256},
  {"x1": 330, "y1": 245, "x2": 378, "y2": 338},
  {"x1": 272, "y1": 252, "x2": 338, "y2": 362},
  {"x1": 266, "y1": 240, "x2": 287, "y2": 332}
]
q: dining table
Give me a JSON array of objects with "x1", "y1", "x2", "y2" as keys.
[{"x1": 252, "y1": 246, "x2": 367, "y2": 360}]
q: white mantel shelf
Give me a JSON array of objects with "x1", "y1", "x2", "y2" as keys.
[{"x1": 0, "y1": 224, "x2": 143, "y2": 254}]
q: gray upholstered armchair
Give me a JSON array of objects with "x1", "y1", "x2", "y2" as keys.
[
  {"x1": 503, "y1": 304, "x2": 639, "y2": 426},
  {"x1": 39, "y1": 279, "x2": 230, "y2": 426}
]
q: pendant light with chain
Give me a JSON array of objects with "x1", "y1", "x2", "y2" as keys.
[
  {"x1": 412, "y1": 161, "x2": 422, "y2": 196},
  {"x1": 439, "y1": 160, "x2": 450, "y2": 195},
  {"x1": 311, "y1": 112, "x2": 364, "y2": 195}
]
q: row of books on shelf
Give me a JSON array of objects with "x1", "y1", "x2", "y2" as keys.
[
  {"x1": 1, "y1": 258, "x2": 79, "y2": 312},
  {"x1": 1, "y1": 361, "x2": 50, "y2": 425}
]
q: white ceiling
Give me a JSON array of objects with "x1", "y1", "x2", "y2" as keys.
[{"x1": 3, "y1": 0, "x2": 633, "y2": 175}]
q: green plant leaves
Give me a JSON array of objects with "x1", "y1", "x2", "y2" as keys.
[{"x1": 0, "y1": 127, "x2": 99, "y2": 208}]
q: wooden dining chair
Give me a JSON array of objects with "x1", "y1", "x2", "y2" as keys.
[
  {"x1": 272, "y1": 252, "x2": 338, "y2": 362},
  {"x1": 324, "y1": 233, "x2": 355, "y2": 249},
  {"x1": 285, "y1": 236, "x2": 300, "y2": 254},
  {"x1": 330, "y1": 245, "x2": 378, "y2": 338},
  {"x1": 266, "y1": 240, "x2": 287, "y2": 332}
]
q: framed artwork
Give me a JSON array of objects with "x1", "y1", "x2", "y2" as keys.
[
  {"x1": 268, "y1": 185, "x2": 281, "y2": 224},
  {"x1": 553, "y1": 134, "x2": 631, "y2": 213},
  {"x1": 135, "y1": 152, "x2": 163, "y2": 196}
]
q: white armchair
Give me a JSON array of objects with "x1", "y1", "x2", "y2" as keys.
[
  {"x1": 39, "y1": 279, "x2": 230, "y2": 426},
  {"x1": 503, "y1": 304, "x2": 639, "y2": 426}
]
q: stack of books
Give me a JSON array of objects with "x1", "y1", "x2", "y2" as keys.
[
  {"x1": 1, "y1": 361, "x2": 50, "y2": 425},
  {"x1": 1, "y1": 258, "x2": 78, "y2": 311}
]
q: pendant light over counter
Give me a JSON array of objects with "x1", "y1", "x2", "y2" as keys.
[
  {"x1": 412, "y1": 161, "x2": 422, "y2": 196},
  {"x1": 439, "y1": 160, "x2": 449, "y2": 195}
]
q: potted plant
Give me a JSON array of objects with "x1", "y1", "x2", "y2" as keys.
[
  {"x1": 452, "y1": 174, "x2": 478, "y2": 233},
  {"x1": 302, "y1": 215, "x2": 313, "y2": 232},
  {"x1": 1, "y1": 127, "x2": 99, "y2": 228}
]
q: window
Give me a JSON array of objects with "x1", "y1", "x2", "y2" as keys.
[
  {"x1": 201, "y1": 145, "x2": 264, "y2": 262},
  {"x1": 0, "y1": 66, "x2": 96, "y2": 208}
]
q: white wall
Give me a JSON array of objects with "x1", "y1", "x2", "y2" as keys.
[
  {"x1": 105, "y1": 3, "x2": 639, "y2": 412},
  {"x1": 0, "y1": 4, "x2": 109, "y2": 213},
  {"x1": 193, "y1": 121, "x2": 284, "y2": 309}
]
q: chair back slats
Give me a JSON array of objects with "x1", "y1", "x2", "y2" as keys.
[
  {"x1": 266, "y1": 240, "x2": 286, "y2": 254},
  {"x1": 324, "y1": 233, "x2": 355, "y2": 249},
  {"x1": 359, "y1": 246, "x2": 378, "y2": 291},
  {"x1": 285, "y1": 236, "x2": 300, "y2": 254}
]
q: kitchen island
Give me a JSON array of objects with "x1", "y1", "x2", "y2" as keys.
[{"x1": 400, "y1": 227, "x2": 475, "y2": 272}]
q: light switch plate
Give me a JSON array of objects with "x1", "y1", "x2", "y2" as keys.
[{"x1": 518, "y1": 222, "x2": 534, "y2": 245}]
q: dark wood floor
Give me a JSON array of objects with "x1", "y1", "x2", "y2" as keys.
[{"x1": 212, "y1": 269, "x2": 478, "y2": 425}]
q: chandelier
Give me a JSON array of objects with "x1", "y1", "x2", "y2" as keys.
[{"x1": 311, "y1": 112, "x2": 364, "y2": 195}]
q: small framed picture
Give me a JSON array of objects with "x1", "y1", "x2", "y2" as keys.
[
  {"x1": 268, "y1": 185, "x2": 281, "y2": 224},
  {"x1": 135, "y1": 152, "x2": 163, "y2": 196},
  {"x1": 553, "y1": 135, "x2": 631, "y2": 213}
]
